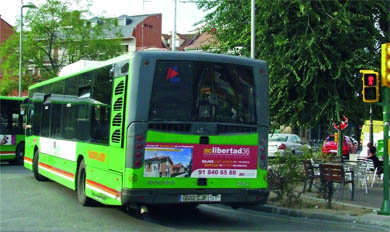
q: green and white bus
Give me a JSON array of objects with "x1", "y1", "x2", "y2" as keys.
[
  {"x1": 24, "y1": 51, "x2": 269, "y2": 212},
  {"x1": 0, "y1": 96, "x2": 26, "y2": 165}
]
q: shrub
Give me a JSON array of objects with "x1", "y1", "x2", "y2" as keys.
[{"x1": 268, "y1": 151, "x2": 309, "y2": 207}]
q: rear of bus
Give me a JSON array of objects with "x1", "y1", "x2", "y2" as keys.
[{"x1": 121, "y1": 52, "x2": 269, "y2": 207}]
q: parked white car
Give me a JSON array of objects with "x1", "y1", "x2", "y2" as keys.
[{"x1": 268, "y1": 133, "x2": 310, "y2": 157}]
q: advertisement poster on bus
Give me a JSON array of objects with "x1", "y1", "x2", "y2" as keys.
[
  {"x1": 144, "y1": 143, "x2": 258, "y2": 178},
  {"x1": 0, "y1": 135, "x2": 13, "y2": 145}
]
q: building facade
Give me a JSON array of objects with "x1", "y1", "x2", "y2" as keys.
[
  {"x1": 95, "y1": 14, "x2": 163, "y2": 53},
  {"x1": 29, "y1": 14, "x2": 163, "y2": 79},
  {"x1": 0, "y1": 15, "x2": 15, "y2": 81}
]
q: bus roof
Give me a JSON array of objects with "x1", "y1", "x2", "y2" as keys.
[
  {"x1": 28, "y1": 53, "x2": 132, "y2": 90},
  {"x1": 28, "y1": 51, "x2": 267, "y2": 90},
  {"x1": 134, "y1": 50, "x2": 266, "y2": 66},
  {"x1": 0, "y1": 96, "x2": 25, "y2": 101}
]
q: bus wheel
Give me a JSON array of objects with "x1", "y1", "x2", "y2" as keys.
[
  {"x1": 33, "y1": 150, "x2": 48, "y2": 181},
  {"x1": 15, "y1": 142, "x2": 25, "y2": 165},
  {"x1": 77, "y1": 159, "x2": 93, "y2": 206}
]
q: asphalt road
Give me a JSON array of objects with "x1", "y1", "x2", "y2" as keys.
[{"x1": 0, "y1": 163, "x2": 388, "y2": 232}]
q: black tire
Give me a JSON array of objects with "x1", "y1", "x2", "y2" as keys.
[
  {"x1": 77, "y1": 159, "x2": 94, "y2": 206},
  {"x1": 33, "y1": 150, "x2": 48, "y2": 181},
  {"x1": 15, "y1": 142, "x2": 25, "y2": 165}
]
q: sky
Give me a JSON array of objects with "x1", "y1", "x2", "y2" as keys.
[{"x1": 0, "y1": 0, "x2": 208, "y2": 34}]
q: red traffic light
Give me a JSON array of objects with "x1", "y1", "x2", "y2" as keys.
[
  {"x1": 364, "y1": 74, "x2": 376, "y2": 86},
  {"x1": 361, "y1": 71, "x2": 379, "y2": 103}
]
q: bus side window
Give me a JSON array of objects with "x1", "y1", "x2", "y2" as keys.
[
  {"x1": 75, "y1": 104, "x2": 91, "y2": 141},
  {"x1": 91, "y1": 105, "x2": 109, "y2": 144},
  {"x1": 63, "y1": 77, "x2": 78, "y2": 140},
  {"x1": 41, "y1": 95, "x2": 51, "y2": 138},
  {"x1": 31, "y1": 91, "x2": 44, "y2": 136},
  {"x1": 62, "y1": 102, "x2": 75, "y2": 140},
  {"x1": 11, "y1": 113, "x2": 21, "y2": 134},
  {"x1": 0, "y1": 113, "x2": 9, "y2": 134}
]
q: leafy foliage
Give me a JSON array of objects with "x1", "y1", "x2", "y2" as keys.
[
  {"x1": 0, "y1": 0, "x2": 122, "y2": 95},
  {"x1": 196, "y1": 0, "x2": 390, "y2": 131}
]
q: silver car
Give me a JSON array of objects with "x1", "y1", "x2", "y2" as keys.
[{"x1": 268, "y1": 133, "x2": 309, "y2": 157}]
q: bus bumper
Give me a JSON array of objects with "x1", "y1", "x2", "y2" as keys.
[{"x1": 121, "y1": 188, "x2": 269, "y2": 205}]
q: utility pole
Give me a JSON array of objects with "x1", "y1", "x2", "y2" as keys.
[
  {"x1": 142, "y1": 0, "x2": 144, "y2": 50},
  {"x1": 370, "y1": 103, "x2": 373, "y2": 144},
  {"x1": 250, "y1": 0, "x2": 255, "y2": 59},
  {"x1": 172, "y1": 0, "x2": 177, "y2": 51},
  {"x1": 19, "y1": 0, "x2": 23, "y2": 97},
  {"x1": 379, "y1": 86, "x2": 390, "y2": 215},
  {"x1": 19, "y1": 0, "x2": 36, "y2": 97},
  {"x1": 378, "y1": 42, "x2": 390, "y2": 215}
]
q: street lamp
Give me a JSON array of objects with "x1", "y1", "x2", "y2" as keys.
[{"x1": 19, "y1": 1, "x2": 37, "y2": 97}]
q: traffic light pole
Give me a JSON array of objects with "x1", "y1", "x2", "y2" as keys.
[
  {"x1": 337, "y1": 129, "x2": 343, "y2": 158},
  {"x1": 369, "y1": 104, "x2": 373, "y2": 144},
  {"x1": 379, "y1": 87, "x2": 390, "y2": 215}
]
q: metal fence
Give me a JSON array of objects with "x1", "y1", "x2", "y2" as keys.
[{"x1": 308, "y1": 140, "x2": 323, "y2": 151}]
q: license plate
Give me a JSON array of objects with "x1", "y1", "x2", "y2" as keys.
[
  {"x1": 179, "y1": 194, "x2": 221, "y2": 202},
  {"x1": 330, "y1": 150, "x2": 337, "y2": 153}
]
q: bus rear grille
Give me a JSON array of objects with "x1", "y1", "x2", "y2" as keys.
[
  {"x1": 112, "y1": 113, "x2": 122, "y2": 126},
  {"x1": 113, "y1": 97, "x2": 123, "y2": 111},
  {"x1": 115, "y1": 81, "x2": 125, "y2": 95},
  {"x1": 148, "y1": 123, "x2": 191, "y2": 132},
  {"x1": 217, "y1": 124, "x2": 257, "y2": 133},
  {"x1": 111, "y1": 129, "x2": 121, "y2": 143}
]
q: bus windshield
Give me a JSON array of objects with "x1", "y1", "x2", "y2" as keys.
[
  {"x1": 149, "y1": 61, "x2": 256, "y2": 125},
  {"x1": 0, "y1": 99, "x2": 24, "y2": 134}
]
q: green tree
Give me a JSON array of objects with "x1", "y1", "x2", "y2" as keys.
[
  {"x1": 0, "y1": 0, "x2": 122, "y2": 95},
  {"x1": 197, "y1": 0, "x2": 390, "y2": 132}
]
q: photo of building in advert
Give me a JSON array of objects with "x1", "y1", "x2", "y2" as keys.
[{"x1": 144, "y1": 145, "x2": 193, "y2": 178}]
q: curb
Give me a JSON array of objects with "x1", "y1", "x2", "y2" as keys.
[
  {"x1": 300, "y1": 194, "x2": 378, "y2": 210},
  {"x1": 249, "y1": 204, "x2": 390, "y2": 228}
]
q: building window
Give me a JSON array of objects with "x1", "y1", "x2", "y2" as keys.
[
  {"x1": 122, "y1": 45, "x2": 129, "y2": 52},
  {"x1": 144, "y1": 23, "x2": 153, "y2": 29}
]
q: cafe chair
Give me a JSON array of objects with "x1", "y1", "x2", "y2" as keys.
[
  {"x1": 355, "y1": 160, "x2": 369, "y2": 194},
  {"x1": 364, "y1": 159, "x2": 383, "y2": 187},
  {"x1": 370, "y1": 165, "x2": 384, "y2": 188}
]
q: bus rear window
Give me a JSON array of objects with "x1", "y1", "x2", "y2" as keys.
[{"x1": 149, "y1": 61, "x2": 256, "y2": 124}]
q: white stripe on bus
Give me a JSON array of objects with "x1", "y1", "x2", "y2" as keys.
[
  {"x1": 0, "y1": 153, "x2": 14, "y2": 156},
  {"x1": 86, "y1": 184, "x2": 121, "y2": 201}
]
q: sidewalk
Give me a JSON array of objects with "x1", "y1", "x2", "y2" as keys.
[{"x1": 252, "y1": 185, "x2": 390, "y2": 228}]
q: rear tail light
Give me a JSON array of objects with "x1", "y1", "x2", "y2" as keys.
[
  {"x1": 135, "y1": 151, "x2": 142, "y2": 158},
  {"x1": 259, "y1": 136, "x2": 267, "y2": 170},
  {"x1": 134, "y1": 134, "x2": 145, "y2": 168},
  {"x1": 134, "y1": 160, "x2": 142, "y2": 167},
  {"x1": 278, "y1": 144, "x2": 287, "y2": 150},
  {"x1": 136, "y1": 143, "x2": 143, "y2": 150},
  {"x1": 136, "y1": 135, "x2": 144, "y2": 142}
]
